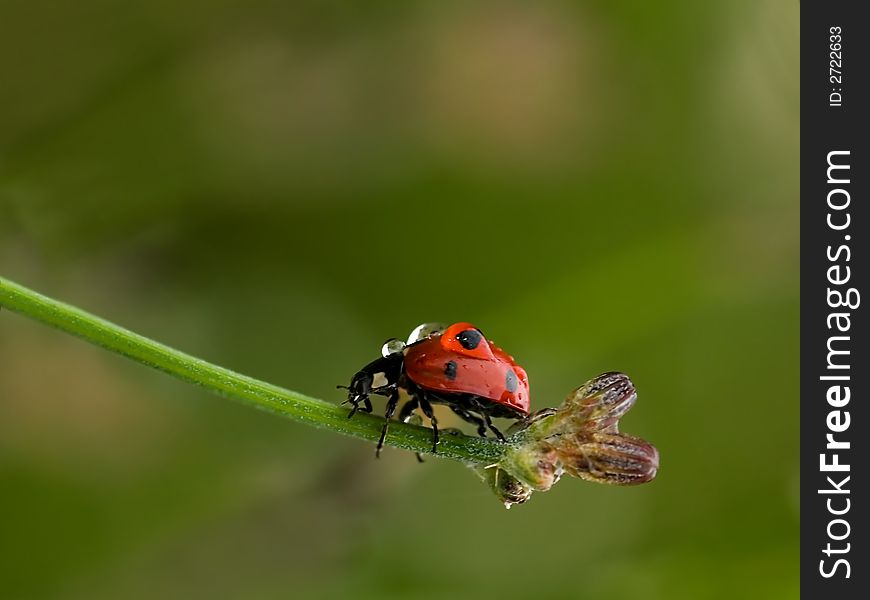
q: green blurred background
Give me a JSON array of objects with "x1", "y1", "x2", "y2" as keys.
[{"x1": 1, "y1": 1, "x2": 798, "y2": 598}]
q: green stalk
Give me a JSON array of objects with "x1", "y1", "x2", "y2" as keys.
[{"x1": 0, "y1": 276, "x2": 504, "y2": 464}]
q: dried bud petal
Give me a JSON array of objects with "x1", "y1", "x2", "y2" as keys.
[
  {"x1": 561, "y1": 372, "x2": 637, "y2": 433},
  {"x1": 560, "y1": 433, "x2": 659, "y2": 485}
]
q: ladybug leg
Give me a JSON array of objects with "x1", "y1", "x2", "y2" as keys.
[
  {"x1": 376, "y1": 387, "x2": 401, "y2": 458},
  {"x1": 416, "y1": 394, "x2": 440, "y2": 453},
  {"x1": 342, "y1": 354, "x2": 403, "y2": 418},
  {"x1": 346, "y1": 395, "x2": 373, "y2": 419},
  {"x1": 468, "y1": 398, "x2": 506, "y2": 442},
  {"x1": 506, "y1": 408, "x2": 557, "y2": 436},
  {"x1": 398, "y1": 399, "x2": 425, "y2": 463},
  {"x1": 397, "y1": 397, "x2": 419, "y2": 422},
  {"x1": 481, "y1": 412, "x2": 506, "y2": 442},
  {"x1": 342, "y1": 371, "x2": 375, "y2": 418},
  {"x1": 448, "y1": 406, "x2": 487, "y2": 438}
]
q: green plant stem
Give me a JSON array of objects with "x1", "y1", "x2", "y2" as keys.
[{"x1": 0, "y1": 276, "x2": 504, "y2": 464}]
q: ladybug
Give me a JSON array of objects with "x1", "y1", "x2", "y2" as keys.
[{"x1": 341, "y1": 322, "x2": 530, "y2": 456}]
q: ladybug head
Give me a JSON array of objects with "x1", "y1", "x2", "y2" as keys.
[{"x1": 440, "y1": 322, "x2": 495, "y2": 360}]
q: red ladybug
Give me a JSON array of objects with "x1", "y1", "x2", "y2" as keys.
[{"x1": 342, "y1": 322, "x2": 530, "y2": 456}]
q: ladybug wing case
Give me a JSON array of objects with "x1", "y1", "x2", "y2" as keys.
[{"x1": 403, "y1": 326, "x2": 530, "y2": 414}]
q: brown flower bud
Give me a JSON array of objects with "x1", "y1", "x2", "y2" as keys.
[
  {"x1": 482, "y1": 372, "x2": 658, "y2": 506},
  {"x1": 561, "y1": 371, "x2": 637, "y2": 433},
  {"x1": 559, "y1": 433, "x2": 659, "y2": 485}
]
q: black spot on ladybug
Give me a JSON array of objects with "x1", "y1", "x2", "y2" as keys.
[
  {"x1": 505, "y1": 368, "x2": 518, "y2": 393},
  {"x1": 456, "y1": 329, "x2": 483, "y2": 350},
  {"x1": 444, "y1": 361, "x2": 457, "y2": 380}
]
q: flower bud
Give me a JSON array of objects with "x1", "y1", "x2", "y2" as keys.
[
  {"x1": 477, "y1": 465, "x2": 534, "y2": 509},
  {"x1": 560, "y1": 433, "x2": 659, "y2": 485},
  {"x1": 561, "y1": 371, "x2": 637, "y2": 433},
  {"x1": 499, "y1": 443, "x2": 563, "y2": 492},
  {"x1": 482, "y1": 372, "x2": 658, "y2": 506}
]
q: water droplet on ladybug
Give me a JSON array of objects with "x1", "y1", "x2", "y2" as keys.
[
  {"x1": 382, "y1": 338, "x2": 406, "y2": 357},
  {"x1": 407, "y1": 322, "x2": 447, "y2": 345}
]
